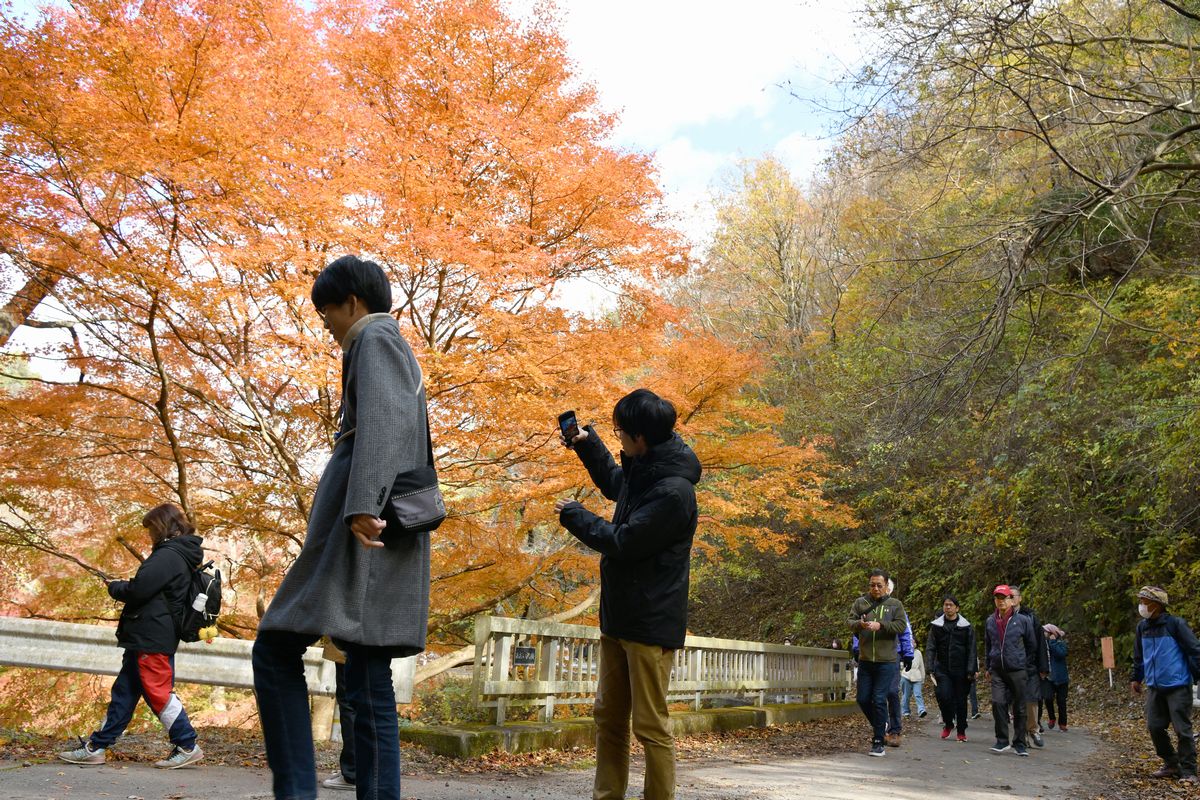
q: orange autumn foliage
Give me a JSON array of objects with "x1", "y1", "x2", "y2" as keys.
[{"x1": 0, "y1": 0, "x2": 852, "y2": 662}]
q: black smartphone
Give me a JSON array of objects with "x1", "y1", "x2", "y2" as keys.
[{"x1": 558, "y1": 410, "x2": 580, "y2": 446}]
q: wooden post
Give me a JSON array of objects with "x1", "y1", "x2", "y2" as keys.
[
  {"x1": 311, "y1": 695, "x2": 336, "y2": 741},
  {"x1": 539, "y1": 637, "x2": 559, "y2": 722},
  {"x1": 756, "y1": 652, "x2": 766, "y2": 706},
  {"x1": 493, "y1": 634, "x2": 512, "y2": 725}
]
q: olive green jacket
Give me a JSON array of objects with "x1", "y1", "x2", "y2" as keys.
[{"x1": 848, "y1": 594, "x2": 908, "y2": 663}]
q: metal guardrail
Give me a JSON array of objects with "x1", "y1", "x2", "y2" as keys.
[
  {"x1": 0, "y1": 616, "x2": 415, "y2": 701},
  {"x1": 474, "y1": 616, "x2": 851, "y2": 724}
]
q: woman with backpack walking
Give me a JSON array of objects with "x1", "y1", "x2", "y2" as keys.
[{"x1": 58, "y1": 503, "x2": 205, "y2": 769}]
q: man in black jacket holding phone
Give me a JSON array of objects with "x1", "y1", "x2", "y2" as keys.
[{"x1": 556, "y1": 388, "x2": 702, "y2": 800}]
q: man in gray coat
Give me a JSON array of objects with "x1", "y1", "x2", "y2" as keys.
[{"x1": 252, "y1": 255, "x2": 431, "y2": 800}]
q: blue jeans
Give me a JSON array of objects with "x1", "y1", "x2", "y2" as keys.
[
  {"x1": 335, "y1": 662, "x2": 357, "y2": 784},
  {"x1": 856, "y1": 661, "x2": 898, "y2": 744},
  {"x1": 887, "y1": 664, "x2": 902, "y2": 734},
  {"x1": 901, "y1": 678, "x2": 926, "y2": 716},
  {"x1": 90, "y1": 650, "x2": 197, "y2": 750},
  {"x1": 253, "y1": 631, "x2": 400, "y2": 800}
]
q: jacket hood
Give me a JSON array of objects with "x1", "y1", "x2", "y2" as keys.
[
  {"x1": 155, "y1": 533, "x2": 204, "y2": 569},
  {"x1": 932, "y1": 613, "x2": 971, "y2": 628},
  {"x1": 622, "y1": 433, "x2": 702, "y2": 485}
]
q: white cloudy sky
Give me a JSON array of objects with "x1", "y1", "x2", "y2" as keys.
[{"x1": 502, "y1": 0, "x2": 870, "y2": 244}]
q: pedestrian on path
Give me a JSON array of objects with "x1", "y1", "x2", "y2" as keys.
[
  {"x1": 1043, "y1": 625, "x2": 1069, "y2": 732},
  {"x1": 901, "y1": 648, "x2": 927, "y2": 720},
  {"x1": 927, "y1": 595, "x2": 977, "y2": 742},
  {"x1": 884, "y1": 578, "x2": 915, "y2": 748},
  {"x1": 253, "y1": 255, "x2": 432, "y2": 800},
  {"x1": 320, "y1": 641, "x2": 356, "y2": 792},
  {"x1": 1131, "y1": 585, "x2": 1200, "y2": 785},
  {"x1": 982, "y1": 584, "x2": 1037, "y2": 757},
  {"x1": 1011, "y1": 586, "x2": 1049, "y2": 748},
  {"x1": 848, "y1": 569, "x2": 909, "y2": 758},
  {"x1": 557, "y1": 388, "x2": 702, "y2": 800},
  {"x1": 58, "y1": 503, "x2": 205, "y2": 770}
]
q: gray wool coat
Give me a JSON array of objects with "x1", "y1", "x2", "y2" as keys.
[{"x1": 258, "y1": 313, "x2": 431, "y2": 655}]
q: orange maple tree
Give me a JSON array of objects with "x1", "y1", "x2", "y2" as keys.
[{"x1": 0, "y1": 0, "x2": 852, "y2": 670}]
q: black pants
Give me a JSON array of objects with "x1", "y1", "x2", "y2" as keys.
[
  {"x1": 934, "y1": 671, "x2": 970, "y2": 734},
  {"x1": 334, "y1": 662, "x2": 357, "y2": 784},
  {"x1": 1146, "y1": 685, "x2": 1196, "y2": 777},
  {"x1": 1044, "y1": 680, "x2": 1068, "y2": 727},
  {"x1": 991, "y1": 668, "x2": 1027, "y2": 747}
]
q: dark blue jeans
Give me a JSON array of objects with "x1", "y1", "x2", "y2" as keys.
[
  {"x1": 856, "y1": 661, "x2": 898, "y2": 745},
  {"x1": 253, "y1": 631, "x2": 399, "y2": 800},
  {"x1": 887, "y1": 664, "x2": 902, "y2": 734},
  {"x1": 91, "y1": 650, "x2": 197, "y2": 750},
  {"x1": 335, "y1": 662, "x2": 357, "y2": 784}
]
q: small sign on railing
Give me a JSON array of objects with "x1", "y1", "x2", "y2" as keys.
[{"x1": 513, "y1": 645, "x2": 537, "y2": 667}]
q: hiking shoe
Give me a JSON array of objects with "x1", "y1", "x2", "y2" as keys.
[
  {"x1": 1152, "y1": 766, "x2": 1181, "y2": 779},
  {"x1": 1014, "y1": 744, "x2": 1029, "y2": 757},
  {"x1": 970, "y1": 712, "x2": 982, "y2": 719},
  {"x1": 869, "y1": 743, "x2": 886, "y2": 757},
  {"x1": 990, "y1": 741, "x2": 1012, "y2": 753},
  {"x1": 1032, "y1": 733, "x2": 1044, "y2": 748},
  {"x1": 1047, "y1": 720, "x2": 1056, "y2": 729},
  {"x1": 154, "y1": 744, "x2": 203, "y2": 769},
  {"x1": 941, "y1": 726, "x2": 952, "y2": 739},
  {"x1": 885, "y1": 733, "x2": 902, "y2": 747},
  {"x1": 1058, "y1": 724, "x2": 1068, "y2": 733},
  {"x1": 919, "y1": 710, "x2": 927, "y2": 718},
  {"x1": 957, "y1": 733, "x2": 968, "y2": 742},
  {"x1": 58, "y1": 740, "x2": 105, "y2": 766},
  {"x1": 323, "y1": 772, "x2": 356, "y2": 791}
]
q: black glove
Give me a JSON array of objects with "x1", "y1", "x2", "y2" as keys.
[{"x1": 901, "y1": 657, "x2": 913, "y2": 671}]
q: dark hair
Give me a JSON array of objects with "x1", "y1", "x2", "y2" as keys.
[
  {"x1": 943, "y1": 595, "x2": 960, "y2": 607},
  {"x1": 310, "y1": 255, "x2": 393, "y2": 313},
  {"x1": 142, "y1": 503, "x2": 195, "y2": 544},
  {"x1": 613, "y1": 388, "x2": 676, "y2": 447},
  {"x1": 869, "y1": 568, "x2": 889, "y2": 582}
]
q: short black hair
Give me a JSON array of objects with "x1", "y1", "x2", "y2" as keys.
[
  {"x1": 869, "y1": 568, "x2": 889, "y2": 582},
  {"x1": 943, "y1": 594, "x2": 960, "y2": 607},
  {"x1": 311, "y1": 255, "x2": 393, "y2": 313},
  {"x1": 612, "y1": 388, "x2": 676, "y2": 447}
]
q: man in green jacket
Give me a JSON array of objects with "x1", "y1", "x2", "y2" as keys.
[{"x1": 848, "y1": 569, "x2": 910, "y2": 757}]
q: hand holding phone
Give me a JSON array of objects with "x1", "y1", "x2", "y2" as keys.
[{"x1": 558, "y1": 410, "x2": 581, "y2": 448}]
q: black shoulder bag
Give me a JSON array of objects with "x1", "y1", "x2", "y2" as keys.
[{"x1": 379, "y1": 409, "x2": 446, "y2": 544}]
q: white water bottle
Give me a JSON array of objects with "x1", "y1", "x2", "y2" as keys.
[{"x1": 192, "y1": 592, "x2": 208, "y2": 612}]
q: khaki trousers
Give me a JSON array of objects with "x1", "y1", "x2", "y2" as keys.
[{"x1": 593, "y1": 634, "x2": 676, "y2": 800}]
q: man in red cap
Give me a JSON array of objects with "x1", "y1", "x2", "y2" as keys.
[
  {"x1": 1131, "y1": 585, "x2": 1200, "y2": 784},
  {"x1": 982, "y1": 585, "x2": 1038, "y2": 756}
]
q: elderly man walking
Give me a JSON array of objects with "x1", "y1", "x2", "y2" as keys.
[
  {"x1": 983, "y1": 584, "x2": 1037, "y2": 757},
  {"x1": 848, "y1": 570, "x2": 909, "y2": 757},
  {"x1": 1131, "y1": 586, "x2": 1200, "y2": 785}
]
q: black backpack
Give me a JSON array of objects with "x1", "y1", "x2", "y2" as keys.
[{"x1": 178, "y1": 559, "x2": 222, "y2": 643}]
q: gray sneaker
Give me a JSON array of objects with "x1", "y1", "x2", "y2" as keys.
[
  {"x1": 154, "y1": 743, "x2": 204, "y2": 769},
  {"x1": 58, "y1": 740, "x2": 105, "y2": 766},
  {"x1": 1032, "y1": 733, "x2": 1044, "y2": 748},
  {"x1": 323, "y1": 772, "x2": 356, "y2": 790}
]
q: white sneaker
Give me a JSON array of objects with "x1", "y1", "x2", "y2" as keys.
[
  {"x1": 323, "y1": 772, "x2": 356, "y2": 790},
  {"x1": 154, "y1": 743, "x2": 204, "y2": 769},
  {"x1": 58, "y1": 740, "x2": 105, "y2": 765}
]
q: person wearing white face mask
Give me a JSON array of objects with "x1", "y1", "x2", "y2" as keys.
[{"x1": 1131, "y1": 586, "x2": 1200, "y2": 784}]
